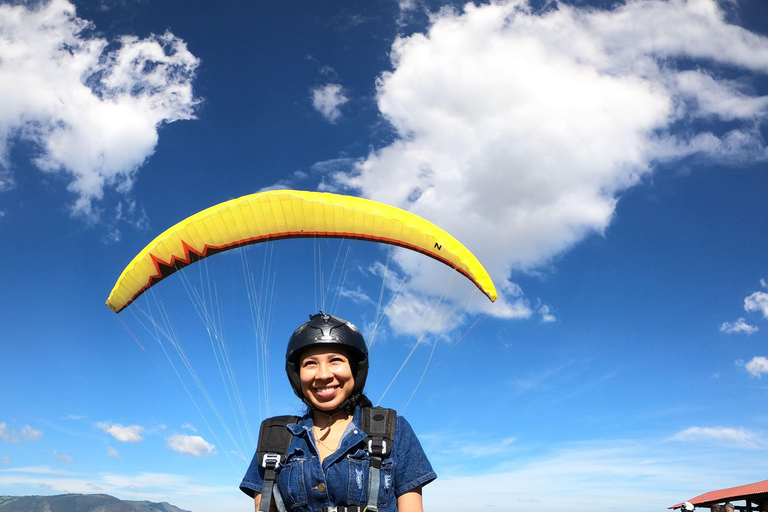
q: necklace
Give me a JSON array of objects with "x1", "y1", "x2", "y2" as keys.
[
  {"x1": 315, "y1": 434, "x2": 337, "y2": 452},
  {"x1": 314, "y1": 423, "x2": 338, "y2": 452},
  {"x1": 313, "y1": 411, "x2": 351, "y2": 453}
]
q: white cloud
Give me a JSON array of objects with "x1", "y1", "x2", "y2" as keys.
[
  {"x1": 538, "y1": 304, "x2": 556, "y2": 323},
  {"x1": 423, "y1": 432, "x2": 517, "y2": 459},
  {"x1": 671, "y1": 427, "x2": 767, "y2": 449},
  {"x1": 398, "y1": 0, "x2": 418, "y2": 13},
  {"x1": 327, "y1": 0, "x2": 768, "y2": 329},
  {"x1": 166, "y1": 434, "x2": 216, "y2": 457},
  {"x1": 53, "y1": 451, "x2": 73, "y2": 462},
  {"x1": 64, "y1": 415, "x2": 85, "y2": 421},
  {"x1": 338, "y1": 286, "x2": 374, "y2": 305},
  {"x1": 0, "y1": 0, "x2": 199, "y2": 220},
  {"x1": 0, "y1": 456, "x2": 9, "y2": 463},
  {"x1": 674, "y1": 70, "x2": 768, "y2": 121},
  {"x1": 181, "y1": 423, "x2": 197, "y2": 432},
  {"x1": 312, "y1": 83, "x2": 348, "y2": 123},
  {"x1": 424, "y1": 438, "x2": 768, "y2": 512},
  {"x1": 369, "y1": 253, "x2": 531, "y2": 336},
  {"x1": 0, "y1": 465, "x2": 71, "y2": 475},
  {"x1": 0, "y1": 423, "x2": 43, "y2": 443},
  {"x1": 94, "y1": 422, "x2": 144, "y2": 442},
  {"x1": 745, "y1": 291, "x2": 768, "y2": 318},
  {"x1": 745, "y1": 356, "x2": 768, "y2": 378},
  {"x1": 720, "y1": 318, "x2": 758, "y2": 334},
  {"x1": 106, "y1": 447, "x2": 120, "y2": 459}
]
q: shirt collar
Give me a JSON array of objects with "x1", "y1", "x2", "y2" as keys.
[{"x1": 286, "y1": 407, "x2": 368, "y2": 460}]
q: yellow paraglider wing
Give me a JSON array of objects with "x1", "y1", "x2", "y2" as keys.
[{"x1": 106, "y1": 190, "x2": 497, "y2": 313}]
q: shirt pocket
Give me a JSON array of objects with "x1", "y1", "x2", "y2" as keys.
[
  {"x1": 377, "y1": 459, "x2": 395, "y2": 509},
  {"x1": 346, "y1": 450, "x2": 395, "y2": 509},
  {"x1": 346, "y1": 449, "x2": 370, "y2": 506},
  {"x1": 277, "y1": 456, "x2": 308, "y2": 509}
]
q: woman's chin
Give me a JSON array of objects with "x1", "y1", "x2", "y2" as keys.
[
  {"x1": 312, "y1": 398, "x2": 340, "y2": 411},
  {"x1": 308, "y1": 393, "x2": 348, "y2": 411}
]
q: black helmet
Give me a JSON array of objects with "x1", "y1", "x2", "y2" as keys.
[{"x1": 285, "y1": 312, "x2": 369, "y2": 410}]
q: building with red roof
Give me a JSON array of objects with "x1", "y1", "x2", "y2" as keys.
[{"x1": 670, "y1": 479, "x2": 768, "y2": 511}]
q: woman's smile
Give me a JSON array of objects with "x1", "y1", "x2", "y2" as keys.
[{"x1": 314, "y1": 386, "x2": 339, "y2": 398}]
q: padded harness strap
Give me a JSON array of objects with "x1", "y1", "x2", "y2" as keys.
[
  {"x1": 257, "y1": 415, "x2": 299, "y2": 512},
  {"x1": 361, "y1": 407, "x2": 397, "y2": 512}
]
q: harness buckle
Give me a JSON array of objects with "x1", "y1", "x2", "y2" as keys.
[
  {"x1": 366, "y1": 438, "x2": 387, "y2": 456},
  {"x1": 261, "y1": 452, "x2": 281, "y2": 469}
]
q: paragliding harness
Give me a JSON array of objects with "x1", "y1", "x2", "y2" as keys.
[{"x1": 256, "y1": 407, "x2": 397, "y2": 512}]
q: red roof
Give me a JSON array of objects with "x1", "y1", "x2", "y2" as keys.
[{"x1": 670, "y1": 479, "x2": 768, "y2": 509}]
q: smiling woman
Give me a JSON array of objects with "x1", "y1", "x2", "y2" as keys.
[{"x1": 240, "y1": 313, "x2": 437, "y2": 512}]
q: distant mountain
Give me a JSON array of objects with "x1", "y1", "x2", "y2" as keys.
[{"x1": 0, "y1": 494, "x2": 191, "y2": 512}]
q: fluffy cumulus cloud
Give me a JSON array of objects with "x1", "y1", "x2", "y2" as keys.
[
  {"x1": 166, "y1": 434, "x2": 216, "y2": 457},
  {"x1": 745, "y1": 291, "x2": 768, "y2": 318},
  {"x1": 312, "y1": 83, "x2": 349, "y2": 123},
  {"x1": 671, "y1": 426, "x2": 767, "y2": 449},
  {"x1": 0, "y1": 0, "x2": 199, "y2": 220},
  {"x1": 94, "y1": 422, "x2": 144, "y2": 442},
  {"x1": 0, "y1": 423, "x2": 43, "y2": 443},
  {"x1": 720, "y1": 318, "x2": 758, "y2": 334},
  {"x1": 327, "y1": 0, "x2": 768, "y2": 334},
  {"x1": 745, "y1": 356, "x2": 768, "y2": 378}
]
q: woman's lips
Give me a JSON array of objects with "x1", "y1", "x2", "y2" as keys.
[{"x1": 313, "y1": 386, "x2": 338, "y2": 399}]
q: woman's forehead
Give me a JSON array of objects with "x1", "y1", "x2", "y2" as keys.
[{"x1": 300, "y1": 345, "x2": 349, "y2": 359}]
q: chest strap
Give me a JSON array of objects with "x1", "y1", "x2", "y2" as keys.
[{"x1": 317, "y1": 507, "x2": 365, "y2": 512}]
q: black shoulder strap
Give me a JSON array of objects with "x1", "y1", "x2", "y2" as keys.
[
  {"x1": 361, "y1": 406, "x2": 397, "y2": 458},
  {"x1": 257, "y1": 415, "x2": 299, "y2": 464},
  {"x1": 361, "y1": 407, "x2": 396, "y2": 512},
  {"x1": 256, "y1": 415, "x2": 299, "y2": 512}
]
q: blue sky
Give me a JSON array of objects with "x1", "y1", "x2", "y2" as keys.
[{"x1": 1, "y1": 0, "x2": 768, "y2": 510}]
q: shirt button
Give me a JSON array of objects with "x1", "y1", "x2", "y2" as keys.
[
  {"x1": 353, "y1": 429, "x2": 359, "y2": 434},
  {"x1": 317, "y1": 483, "x2": 326, "y2": 492}
]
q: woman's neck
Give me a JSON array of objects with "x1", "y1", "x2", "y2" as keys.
[
  {"x1": 312, "y1": 409, "x2": 353, "y2": 462},
  {"x1": 312, "y1": 409, "x2": 351, "y2": 429}
]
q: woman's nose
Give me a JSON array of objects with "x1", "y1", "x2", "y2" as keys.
[{"x1": 316, "y1": 362, "x2": 332, "y2": 378}]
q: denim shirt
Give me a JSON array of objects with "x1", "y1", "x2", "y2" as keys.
[{"x1": 240, "y1": 407, "x2": 436, "y2": 511}]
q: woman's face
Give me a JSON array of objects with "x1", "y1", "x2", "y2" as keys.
[{"x1": 299, "y1": 346, "x2": 355, "y2": 412}]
